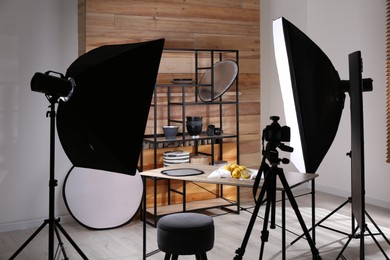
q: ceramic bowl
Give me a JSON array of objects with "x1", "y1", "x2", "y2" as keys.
[
  {"x1": 162, "y1": 126, "x2": 179, "y2": 139},
  {"x1": 186, "y1": 116, "x2": 203, "y2": 122},
  {"x1": 186, "y1": 123, "x2": 202, "y2": 137}
]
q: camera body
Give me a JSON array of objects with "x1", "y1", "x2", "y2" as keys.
[{"x1": 263, "y1": 116, "x2": 290, "y2": 142}]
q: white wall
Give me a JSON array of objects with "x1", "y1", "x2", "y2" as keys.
[
  {"x1": 261, "y1": 0, "x2": 390, "y2": 208},
  {"x1": 0, "y1": 0, "x2": 77, "y2": 231}
]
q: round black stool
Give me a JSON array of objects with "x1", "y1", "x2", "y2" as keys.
[{"x1": 157, "y1": 212, "x2": 215, "y2": 260}]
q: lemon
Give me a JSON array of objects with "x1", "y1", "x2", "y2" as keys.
[
  {"x1": 240, "y1": 169, "x2": 251, "y2": 179},
  {"x1": 231, "y1": 168, "x2": 241, "y2": 179},
  {"x1": 238, "y1": 165, "x2": 247, "y2": 171},
  {"x1": 230, "y1": 163, "x2": 238, "y2": 170},
  {"x1": 223, "y1": 165, "x2": 232, "y2": 172}
]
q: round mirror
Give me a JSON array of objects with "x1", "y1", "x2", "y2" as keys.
[{"x1": 199, "y1": 60, "x2": 238, "y2": 102}]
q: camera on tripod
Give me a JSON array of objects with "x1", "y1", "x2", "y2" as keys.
[
  {"x1": 234, "y1": 115, "x2": 321, "y2": 260},
  {"x1": 264, "y1": 116, "x2": 290, "y2": 143}
]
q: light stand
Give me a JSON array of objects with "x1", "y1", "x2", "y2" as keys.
[
  {"x1": 290, "y1": 51, "x2": 389, "y2": 259},
  {"x1": 290, "y1": 195, "x2": 390, "y2": 254},
  {"x1": 234, "y1": 116, "x2": 321, "y2": 260},
  {"x1": 11, "y1": 39, "x2": 165, "y2": 259},
  {"x1": 10, "y1": 94, "x2": 87, "y2": 260}
]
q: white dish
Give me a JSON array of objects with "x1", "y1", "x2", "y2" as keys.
[
  {"x1": 163, "y1": 158, "x2": 190, "y2": 164},
  {"x1": 163, "y1": 155, "x2": 190, "y2": 160},
  {"x1": 163, "y1": 150, "x2": 190, "y2": 157}
]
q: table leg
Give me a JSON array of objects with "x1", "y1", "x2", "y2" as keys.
[{"x1": 282, "y1": 190, "x2": 286, "y2": 260}]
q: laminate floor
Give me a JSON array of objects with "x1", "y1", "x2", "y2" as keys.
[{"x1": 1, "y1": 190, "x2": 389, "y2": 260}]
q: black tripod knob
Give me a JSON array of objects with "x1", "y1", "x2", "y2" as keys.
[{"x1": 281, "y1": 158, "x2": 290, "y2": 164}]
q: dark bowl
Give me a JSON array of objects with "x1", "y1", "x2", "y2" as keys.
[
  {"x1": 186, "y1": 120, "x2": 203, "y2": 126},
  {"x1": 186, "y1": 124, "x2": 202, "y2": 136},
  {"x1": 186, "y1": 116, "x2": 203, "y2": 122}
]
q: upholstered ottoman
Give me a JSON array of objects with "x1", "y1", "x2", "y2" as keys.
[{"x1": 157, "y1": 212, "x2": 215, "y2": 260}]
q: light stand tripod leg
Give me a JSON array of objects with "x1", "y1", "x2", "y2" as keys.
[
  {"x1": 9, "y1": 220, "x2": 49, "y2": 259},
  {"x1": 364, "y1": 225, "x2": 390, "y2": 259},
  {"x1": 293, "y1": 196, "x2": 390, "y2": 258},
  {"x1": 10, "y1": 98, "x2": 88, "y2": 260},
  {"x1": 336, "y1": 226, "x2": 359, "y2": 259},
  {"x1": 340, "y1": 211, "x2": 390, "y2": 259},
  {"x1": 277, "y1": 169, "x2": 321, "y2": 259},
  {"x1": 291, "y1": 197, "x2": 351, "y2": 245},
  {"x1": 54, "y1": 223, "x2": 68, "y2": 260},
  {"x1": 365, "y1": 210, "x2": 390, "y2": 245},
  {"x1": 55, "y1": 219, "x2": 89, "y2": 259}
]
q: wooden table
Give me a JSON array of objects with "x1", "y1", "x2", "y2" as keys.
[
  {"x1": 140, "y1": 163, "x2": 318, "y2": 259},
  {"x1": 141, "y1": 163, "x2": 317, "y2": 188}
]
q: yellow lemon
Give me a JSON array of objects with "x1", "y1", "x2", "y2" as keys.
[
  {"x1": 230, "y1": 163, "x2": 238, "y2": 170},
  {"x1": 240, "y1": 169, "x2": 251, "y2": 179},
  {"x1": 231, "y1": 168, "x2": 241, "y2": 179},
  {"x1": 223, "y1": 165, "x2": 232, "y2": 172},
  {"x1": 238, "y1": 165, "x2": 247, "y2": 171}
]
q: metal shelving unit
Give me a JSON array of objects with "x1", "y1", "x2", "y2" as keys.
[{"x1": 140, "y1": 48, "x2": 240, "y2": 227}]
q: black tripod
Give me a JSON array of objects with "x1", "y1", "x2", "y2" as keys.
[
  {"x1": 290, "y1": 195, "x2": 390, "y2": 250},
  {"x1": 234, "y1": 118, "x2": 321, "y2": 259},
  {"x1": 291, "y1": 52, "x2": 390, "y2": 258},
  {"x1": 10, "y1": 96, "x2": 88, "y2": 260}
]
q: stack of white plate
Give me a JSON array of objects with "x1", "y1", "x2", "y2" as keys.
[{"x1": 163, "y1": 150, "x2": 190, "y2": 166}]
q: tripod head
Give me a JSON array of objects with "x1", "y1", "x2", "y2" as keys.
[{"x1": 262, "y1": 116, "x2": 293, "y2": 167}]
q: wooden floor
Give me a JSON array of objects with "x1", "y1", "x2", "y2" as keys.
[{"x1": 1, "y1": 190, "x2": 390, "y2": 259}]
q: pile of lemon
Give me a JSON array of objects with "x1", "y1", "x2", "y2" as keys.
[{"x1": 223, "y1": 163, "x2": 251, "y2": 179}]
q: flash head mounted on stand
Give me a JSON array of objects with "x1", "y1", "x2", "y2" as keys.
[{"x1": 31, "y1": 70, "x2": 75, "y2": 101}]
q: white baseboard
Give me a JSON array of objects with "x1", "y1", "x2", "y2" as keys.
[
  {"x1": 0, "y1": 215, "x2": 74, "y2": 233},
  {"x1": 315, "y1": 184, "x2": 390, "y2": 209}
]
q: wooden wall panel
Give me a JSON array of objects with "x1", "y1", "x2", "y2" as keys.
[
  {"x1": 80, "y1": 0, "x2": 260, "y2": 205},
  {"x1": 78, "y1": 0, "x2": 86, "y2": 55},
  {"x1": 80, "y1": 0, "x2": 261, "y2": 163}
]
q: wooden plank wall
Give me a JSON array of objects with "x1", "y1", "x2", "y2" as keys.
[{"x1": 78, "y1": 0, "x2": 260, "y2": 205}]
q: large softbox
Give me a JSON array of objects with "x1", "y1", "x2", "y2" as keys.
[
  {"x1": 273, "y1": 17, "x2": 345, "y2": 174},
  {"x1": 57, "y1": 38, "x2": 165, "y2": 175}
]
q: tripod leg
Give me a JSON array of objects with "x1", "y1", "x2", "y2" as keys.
[
  {"x1": 291, "y1": 198, "x2": 351, "y2": 245},
  {"x1": 336, "y1": 226, "x2": 359, "y2": 259},
  {"x1": 9, "y1": 220, "x2": 49, "y2": 259},
  {"x1": 259, "y1": 172, "x2": 279, "y2": 259},
  {"x1": 365, "y1": 225, "x2": 390, "y2": 259},
  {"x1": 277, "y1": 171, "x2": 321, "y2": 259},
  {"x1": 269, "y1": 173, "x2": 277, "y2": 230},
  {"x1": 54, "y1": 224, "x2": 68, "y2": 260},
  {"x1": 259, "y1": 193, "x2": 273, "y2": 260},
  {"x1": 365, "y1": 210, "x2": 390, "y2": 245},
  {"x1": 55, "y1": 221, "x2": 88, "y2": 259},
  {"x1": 281, "y1": 191, "x2": 286, "y2": 260},
  {"x1": 234, "y1": 174, "x2": 270, "y2": 259}
]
